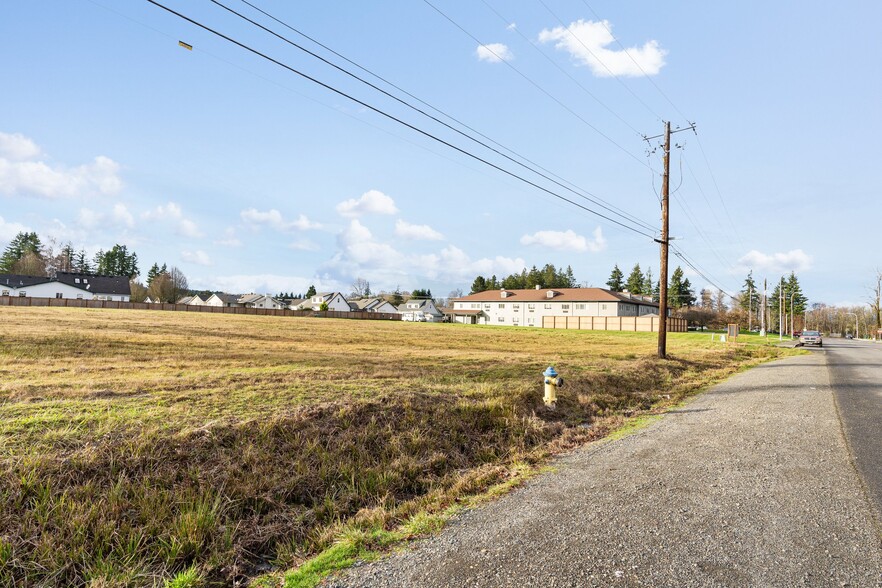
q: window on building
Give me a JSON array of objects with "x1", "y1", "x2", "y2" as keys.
[
  {"x1": 602, "y1": 304, "x2": 607, "y2": 310},
  {"x1": 498, "y1": 303, "x2": 504, "y2": 308},
  {"x1": 19, "y1": 291, "x2": 27, "y2": 297},
  {"x1": 544, "y1": 303, "x2": 552, "y2": 309},
  {"x1": 484, "y1": 304, "x2": 490, "y2": 310},
  {"x1": 1, "y1": 290, "x2": 8, "y2": 296},
  {"x1": 76, "y1": 294, "x2": 83, "y2": 299},
  {"x1": 527, "y1": 317, "x2": 534, "y2": 325},
  {"x1": 576, "y1": 304, "x2": 586, "y2": 310},
  {"x1": 498, "y1": 316, "x2": 504, "y2": 322},
  {"x1": 55, "y1": 293, "x2": 63, "y2": 299},
  {"x1": 527, "y1": 303, "x2": 535, "y2": 312},
  {"x1": 513, "y1": 305, "x2": 520, "y2": 311},
  {"x1": 74, "y1": 278, "x2": 80, "y2": 284},
  {"x1": 472, "y1": 303, "x2": 480, "y2": 309},
  {"x1": 83, "y1": 279, "x2": 88, "y2": 284}
]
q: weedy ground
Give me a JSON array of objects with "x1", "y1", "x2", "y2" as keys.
[{"x1": 0, "y1": 308, "x2": 796, "y2": 587}]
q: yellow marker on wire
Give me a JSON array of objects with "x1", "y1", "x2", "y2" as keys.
[{"x1": 178, "y1": 41, "x2": 192, "y2": 51}]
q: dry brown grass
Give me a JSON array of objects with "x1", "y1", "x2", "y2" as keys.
[{"x1": 0, "y1": 307, "x2": 793, "y2": 586}]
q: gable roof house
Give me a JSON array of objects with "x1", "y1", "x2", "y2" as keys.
[
  {"x1": 452, "y1": 287, "x2": 662, "y2": 328},
  {"x1": 294, "y1": 292, "x2": 350, "y2": 312},
  {"x1": 0, "y1": 274, "x2": 53, "y2": 297},
  {"x1": 348, "y1": 297, "x2": 399, "y2": 314},
  {"x1": 237, "y1": 293, "x2": 286, "y2": 310},
  {"x1": 54, "y1": 272, "x2": 132, "y2": 301},
  {"x1": 0, "y1": 272, "x2": 131, "y2": 301},
  {"x1": 397, "y1": 298, "x2": 444, "y2": 322},
  {"x1": 204, "y1": 293, "x2": 242, "y2": 308}
]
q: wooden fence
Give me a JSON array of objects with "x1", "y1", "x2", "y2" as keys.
[
  {"x1": 541, "y1": 315, "x2": 687, "y2": 332},
  {"x1": 0, "y1": 296, "x2": 401, "y2": 321}
]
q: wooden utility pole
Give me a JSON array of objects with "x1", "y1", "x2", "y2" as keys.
[
  {"x1": 657, "y1": 121, "x2": 671, "y2": 358},
  {"x1": 644, "y1": 121, "x2": 696, "y2": 359}
]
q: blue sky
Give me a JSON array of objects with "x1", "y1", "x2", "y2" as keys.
[{"x1": 2, "y1": 1, "x2": 880, "y2": 305}]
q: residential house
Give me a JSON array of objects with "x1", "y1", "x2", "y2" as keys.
[
  {"x1": 294, "y1": 292, "x2": 350, "y2": 312},
  {"x1": 204, "y1": 293, "x2": 242, "y2": 308},
  {"x1": 238, "y1": 293, "x2": 286, "y2": 310},
  {"x1": 0, "y1": 272, "x2": 131, "y2": 301},
  {"x1": 397, "y1": 298, "x2": 444, "y2": 322},
  {"x1": 451, "y1": 287, "x2": 661, "y2": 327},
  {"x1": 348, "y1": 297, "x2": 399, "y2": 314},
  {"x1": 0, "y1": 274, "x2": 53, "y2": 297}
]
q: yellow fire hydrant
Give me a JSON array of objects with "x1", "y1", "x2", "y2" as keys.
[{"x1": 543, "y1": 366, "x2": 564, "y2": 407}]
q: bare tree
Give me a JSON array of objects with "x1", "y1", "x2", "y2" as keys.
[
  {"x1": 350, "y1": 277, "x2": 371, "y2": 299},
  {"x1": 168, "y1": 266, "x2": 189, "y2": 302}
]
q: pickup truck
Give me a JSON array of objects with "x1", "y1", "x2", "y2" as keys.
[{"x1": 799, "y1": 330, "x2": 823, "y2": 347}]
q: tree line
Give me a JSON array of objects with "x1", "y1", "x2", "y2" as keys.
[{"x1": 0, "y1": 231, "x2": 189, "y2": 304}]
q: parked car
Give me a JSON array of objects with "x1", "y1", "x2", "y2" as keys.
[
  {"x1": 793, "y1": 330, "x2": 802, "y2": 338},
  {"x1": 846, "y1": 333, "x2": 854, "y2": 340},
  {"x1": 799, "y1": 330, "x2": 823, "y2": 347}
]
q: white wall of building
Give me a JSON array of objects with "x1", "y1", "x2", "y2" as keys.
[
  {"x1": 1, "y1": 281, "x2": 129, "y2": 301},
  {"x1": 452, "y1": 295, "x2": 657, "y2": 327}
]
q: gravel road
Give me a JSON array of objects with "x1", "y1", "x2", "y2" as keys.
[{"x1": 327, "y1": 352, "x2": 882, "y2": 587}]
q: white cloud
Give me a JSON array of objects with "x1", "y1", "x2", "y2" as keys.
[
  {"x1": 0, "y1": 215, "x2": 29, "y2": 242},
  {"x1": 181, "y1": 250, "x2": 212, "y2": 266},
  {"x1": 240, "y1": 208, "x2": 322, "y2": 232},
  {"x1": 0, "y1": 132, "x2": 41, "y2": 161},
  {"x1": 142, "y1": 202, "x2": 204, "y2": 238},
  {"x1": 289, "y1": 238, "x2": 320, "y2": 251},
  {"x1": 0, "y1": 154, "x2": 122, "y2": 199},
  {"x1": 213, "y1": 227, "x2": 242, "y2": 247},
  {"x1": 324, "y1": 219, "x2": 524, "y2": 287},
  {"x1": 199, "y1": 274, "x2": 342, "y2": 296},
  {"x1": 520, "y1": 227, "x2": 606, "y2": 252},
  {"x1": 335, "y1": 189, "x2": 399, "y2": 218},
  {"x1": 737, "y1": 249, "x2": 813, "y2": 274},
  {"x1": 394, "y1": 219, "x2": 444, "y2": 241},
  {"x1": 538, "y1": 20, "x2": 666, "y2": 77},
  {"x1": 76, "y1": 203, "x2": 135, "y2": 230},
  {"x1": 476, "y1": 43, "x2": 513, "y2": 63},
  {"x1": 506, "y1": 23, "x2": 517, "y2": 32}
]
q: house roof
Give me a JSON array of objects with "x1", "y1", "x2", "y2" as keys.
[
  {"x1": 207, "y1": 292, "x2": 240, "y2": 303},
  {"x1": 178, "y1": 295, "x2": 195, "y2": 305},
  {"x1": 0, "y1": 273, "x2": 53, "y2": 288},
  {"x1": 55, "y1": 272, "x2": 131, "y2": 296},
  {"x1": 445, "y1": 308, "x2": 484, "y2": 316},
  {"x1": 454, "y1": 288, "x2": 659, "y2": 306},
  {"x1": 237, "y1": 293, "x2": 265, "y2": 304}
]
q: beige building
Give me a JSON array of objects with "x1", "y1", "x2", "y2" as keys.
[{"x1": 450, "y1": 287, "x2": 662, "y2": 327}]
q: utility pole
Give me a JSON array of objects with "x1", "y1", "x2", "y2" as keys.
[
  {"x1": 760, "y1": 278, "x2": 766, "y2": 337},
  {"x1": 657, "y1": 121, "x2": 671, "y2": 359},
  {"x1": 644, "y1": 121, "x2": 696, "y2": 359}
]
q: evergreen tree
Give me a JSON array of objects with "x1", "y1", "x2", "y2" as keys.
[
  {"x1": 305, "y1": 284, "x2": 317, "y2": 298},
  {"x1": 606, "y1": 264, "x2": 624, "y2": 291},
  {"x1": 470, "y1": 275, "x2": 487, "y2": 294},
  {"x1": 625, "y1": 263, "x2": 645, "y2": 294},
  {"x1": 146, "y1": 263, "x2": 161, "y2": 286},
  {"x1": 564, "y1": 265, "x2": 577, "y2": 288},
  {"x1": 0, "y1": 232, "x2": 43, "y2": 273},
  {"x1": 652, "y1": 279, "x2": 660, "y2": 303},
  {"x1": 95, "y1": 244, "x2": 139, "y2": 278},
  {"x1": 643, "y1": 268, "x2": 654, "y2": 297},
  {"x1": 390, "y1": 285, "x2": 404, "y2": 306},
  {"x1": 486, "y1": 275, "x2": 500, "y2": 290},
  {"x1": 668, "y1": 266, "x2": 695, "y2": 308},
  {"x1": 739, "y1": 271, "x2": 760, "y2": 323}
]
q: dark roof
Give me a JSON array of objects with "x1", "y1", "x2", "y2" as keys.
[
  {"x1": 55, "y1": 272, "x2": 131, "y2": 296},
  {"x1": 0, "y1": 273, "x2": 53, "y2": 288}
]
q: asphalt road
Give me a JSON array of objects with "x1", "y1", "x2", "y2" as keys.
[
  {"x1": 328, "y1": 348, "x2": 882, "y2": 587},
  {"x1": 824, "y1": 337, "x2": 882, "y2": 519}
]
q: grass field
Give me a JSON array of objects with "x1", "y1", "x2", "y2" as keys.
[{"x1": 0, "y1": 307, "x2": 796, "y2": 587}]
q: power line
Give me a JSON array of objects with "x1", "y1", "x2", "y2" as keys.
[
  {"x1": 537, "y1": 0, "x2": 663, "y2": 122},
  {"x1": 578, "y1": 0, "x2": 690, "y2": 125},
  {"x1": 208, "y1": 0, "x2": 658, "y2": 233},
  {"x1": 144, "y1": 0, "x2": 658, "y2": 239},
  {"x1": 671, "y1": 244, "x2": 736, "y2": 300},
  {"x1": 421, "y1": 0, "x2": 653, "y2": 172},
  {"x1": 478, "y1": 0, "x2": 643, "y2": 138}
]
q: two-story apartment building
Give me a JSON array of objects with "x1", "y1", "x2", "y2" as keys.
[{"x1": 451, "y1": 287, "x2": 661, "y2": 327}]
